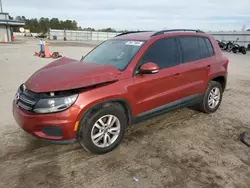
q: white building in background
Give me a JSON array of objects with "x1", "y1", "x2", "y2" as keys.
[{"x1": 0, "y1": 12, "x2": 25, "y2": 42}]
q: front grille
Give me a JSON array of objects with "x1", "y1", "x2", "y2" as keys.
[
  {"x1": 18, "y1": 89, "x2": 38, "y2": 111},
  {"x1": 18, "y1": 101, "x2": 33, "y2": 111},
  {"x1": 20, "y1": 95, "x2": 36, "y2": 105}
]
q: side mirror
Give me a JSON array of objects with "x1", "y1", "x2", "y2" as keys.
[{"x1": 139, "y1": 62, "x2": 159, "y2": 74}]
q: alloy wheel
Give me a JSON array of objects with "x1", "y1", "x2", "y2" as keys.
[
  {"x1": 91, "y1": 115, "x2": 121, "y2": 148},
  {"x1": 208, "y1": 87, "x2": 221, "y2": 109}
]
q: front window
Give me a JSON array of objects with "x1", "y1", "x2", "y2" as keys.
[{"x1": 81, "y1": 40, "x2": 145, "y2": 71}]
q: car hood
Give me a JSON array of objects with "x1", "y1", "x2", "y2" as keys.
[{"x1": 25, "y1": 57, "x2": 122, "y2": 93}]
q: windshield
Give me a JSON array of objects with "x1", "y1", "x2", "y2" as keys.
[{"x1": 81, "y1": 40, "x2": 145, "y2": 71}]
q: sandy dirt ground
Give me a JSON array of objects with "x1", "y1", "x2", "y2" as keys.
[{"x1": 0, "y1": 39, "x2": 250, "y2": 188}]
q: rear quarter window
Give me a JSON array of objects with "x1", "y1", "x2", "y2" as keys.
[
  {"x1": 204, "y1": 38, "x2": 215, "y2": 56},
  {"x1": 198, "y1": 37, "x2": 211, "y2": 58}
]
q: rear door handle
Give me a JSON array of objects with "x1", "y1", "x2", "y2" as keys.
[{"x1": 174, "y1": 73, "x2": 181, "y2": 78}]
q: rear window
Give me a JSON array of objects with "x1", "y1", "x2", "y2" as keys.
[
  {"x1": 179, "y1": 37, "x2": 200, "y2": 63},
  {"x1": 179, "y1": 36, "x2": 214, "y2": 63}
]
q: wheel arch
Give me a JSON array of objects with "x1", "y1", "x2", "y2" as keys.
[
  {"x1": 76, "y1": 98, "x2": 133, "y2": 135},
  {"x1": 210, "y1": 75, "x2": 227, "y2": 92}
]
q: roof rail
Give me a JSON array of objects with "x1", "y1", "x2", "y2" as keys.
[
  {"x1": 115, "y1": 31, "x2": 151, "y2": 37},
  {"x1": 151, "y1": 29, "x2": 205, "y2": 37}
]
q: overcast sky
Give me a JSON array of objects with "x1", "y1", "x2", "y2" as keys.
[{"x1": 3, "y1": 0, "x2": 250, "y2": 31}]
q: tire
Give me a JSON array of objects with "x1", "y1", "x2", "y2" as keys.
[
  {"x1": 223, "y1": 45, "x2": 228, "y2": 51},
  {"x1": 242, "y1": 49, "x2": 247, "y2": 55},
  {"x1": 227, "y1": 45, "x2": 233, "y2": 52},
  {"x1": 198, "y1": 81, "x2": 223, "y2": 113},
  {"x1": 232, "y1": 48, "x2": 237, "y2": 53},
  {"x1": 78, "y1": 103, "x2": 127, "y2": 154}
]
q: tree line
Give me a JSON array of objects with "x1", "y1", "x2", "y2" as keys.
[
  {"x1": 12, "y1": 16, "x2": 119, "y2": 33},
  {"x1": 13, "y1": 16, "x2": 77, "y2": 33}
]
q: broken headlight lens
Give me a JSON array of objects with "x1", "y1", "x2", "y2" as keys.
[{"x1": 33, "y1": 94, "x2": 78, "y2": 114}]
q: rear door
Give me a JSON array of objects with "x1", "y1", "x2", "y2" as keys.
[
  {"x1": 178, "y1": 36, "x2": 214, "y2": 101},
  {"x1": 132, "y1": 37, "x2": 183, "y2": 115}
]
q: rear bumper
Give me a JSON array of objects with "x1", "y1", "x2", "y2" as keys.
[{"x1": 12, "y1": 102, "x2": 80, "y2": 141}]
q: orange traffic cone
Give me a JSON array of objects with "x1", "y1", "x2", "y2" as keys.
[
  {"x1": 12, "y1": 35, "x2": 16, "y2": 41},
  {"x1": 44, "y1": 41, "x2": 50, "y2": 58}
]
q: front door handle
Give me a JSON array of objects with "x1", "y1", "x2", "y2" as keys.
[
  {"x1": 174, "y1": 73, "x2": 181, "y2": 78},
  {"x1": 207, "y1": 65, "x2": 211, "y2": 69}
]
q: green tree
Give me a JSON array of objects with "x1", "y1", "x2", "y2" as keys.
[
  {"x1": 21, "y1": 16, "x2": 26, "y2": 21},
  {"x1": 83, "y1": 27, "x2": 95, "y2": 31},
  {"x1": 39, "y1": 17, "x2": 50, "y2": 33},
  {"x1": 26, "y1": 19, "x2": 40, "y2": 33},
  {"x1": 72, "y1": 20, "x2": 78, "y2": 30},
  {"x1": 18, "y1": 16, "x2": 79, "y2": 33},
  {"x1": 98, "y1": 28, "x2": 116, "y2": 32},
  {"x1": 15, "y1": 16, "x2": 22, "y2": 20},
  {"x1": 49, "y1": 18, "x2": 60, "y2": 29}
]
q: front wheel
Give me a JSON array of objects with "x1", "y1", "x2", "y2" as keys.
[
  {"x1": 78, "y1": 103, "x2": 127, "y2": 154},
  {"x1": 198, "y1": 81, "x2": 223, "y2": 113}
]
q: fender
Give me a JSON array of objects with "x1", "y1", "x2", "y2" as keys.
[
  {"x1": 76, "y1": 98, "x2": 133, "y2": 130},
  {"x1": 210, "y1": 73, "x2": 227, "y2": 80},
  {"x1": 209, "y1": 74, "x2": 227, "y2": 91}
]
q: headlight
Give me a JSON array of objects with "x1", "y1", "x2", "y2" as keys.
[
  {"x1": 33, "y1": 94, "x2": 78, "y2": 114},
  {"x1": 14, "y1": 88, "x2": 21, "y2": 104}
]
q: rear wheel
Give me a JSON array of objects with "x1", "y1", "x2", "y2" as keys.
[
  {"x1": 78, "y1": 103, "x2": 127, "y2": 154},
  {"x1": 198, "y1": 81, "x2": 223, "y2": 113}
]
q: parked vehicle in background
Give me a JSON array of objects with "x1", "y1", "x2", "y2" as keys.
[
  {"x1": 13, "y1": 29, "x2": 228, "y2": 154},
  {"x1": 232, "y1": 43, "x2": 247, "y2": 54},
  {"x1": 247, "y1": 44, "x2": 250, "y2": 51},
  {"x1": 23, "y1": 29, "x2": 33, "y2": 37},
  {"x1": 225, "y1": 41, "x2": 234, "y2": 52},
  {"x1": 35, "y1": 33, "x2": 48, "y2": 39},
  {"x1": 218, "y1": 38, "x2": 247, "y2": 55},
  {"x1": 216, "y1": 40, "x2": 227, "y2": 50},
  {"x1": 24, "y1": 33, "x2": 33, "y2": 37}
]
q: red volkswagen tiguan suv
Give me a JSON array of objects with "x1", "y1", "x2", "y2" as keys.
[{"x1": 13, "y1": 29, "x2": 228, "y2": 154}]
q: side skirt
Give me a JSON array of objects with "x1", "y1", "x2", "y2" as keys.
[{"x1": 132, "y1": 94, "x2": 203, "y2": 124}]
